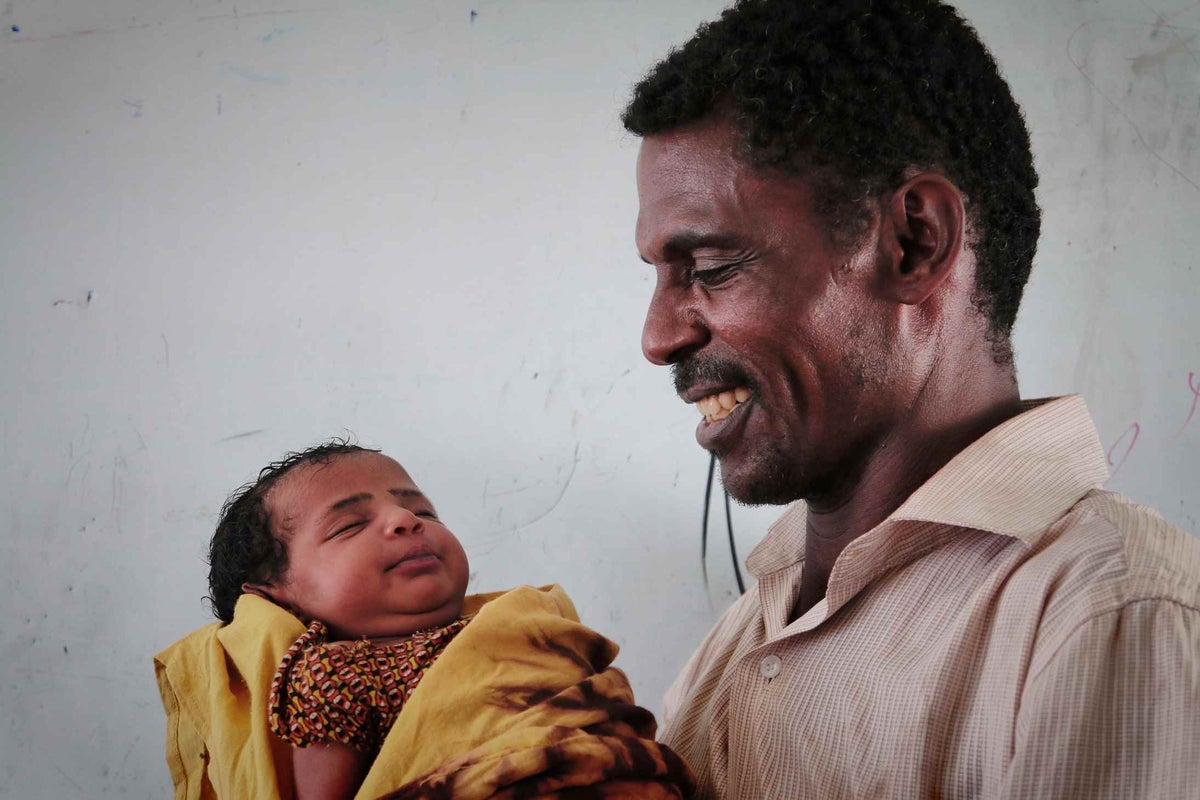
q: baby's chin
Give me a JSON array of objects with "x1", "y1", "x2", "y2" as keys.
[{"x1": 333, "y1": 599, "x2": 468, "y2": 641}]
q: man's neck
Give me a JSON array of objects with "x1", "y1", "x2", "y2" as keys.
[{"x1": 793, "y1": 376, "x2": 1022, "y2": 620}]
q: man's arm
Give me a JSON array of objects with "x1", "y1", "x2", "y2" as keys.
[
  {"x1": 292, "y1": 741, "x2": 372, "y2": 800},
  {"x1": 998, "y1": 599, "x2": 1200, "y2": 798}
]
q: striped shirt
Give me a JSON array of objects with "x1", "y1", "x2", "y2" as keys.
[{"x1": 660, "y1": 396, "x2": 1200, "y2": 799}]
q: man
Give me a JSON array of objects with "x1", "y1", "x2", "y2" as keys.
[{"x1": 623, "y1": 1, "x2": 1200, "y2": 797}]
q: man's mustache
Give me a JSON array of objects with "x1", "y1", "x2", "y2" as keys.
[{"x1": 672, "y1": 355, "x2": 754, "y2": 397}]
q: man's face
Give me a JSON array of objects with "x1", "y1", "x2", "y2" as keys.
[{"x1": 635, "y1": 118, "x2": 909, "y2": 507}]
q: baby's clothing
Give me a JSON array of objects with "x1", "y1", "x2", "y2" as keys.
[
  {"x1": 156, "y1": 586, "x2": 694, "y2": 799},
  {"x1": 268, "y1": 616, "x2": 472, "y2": 753}
]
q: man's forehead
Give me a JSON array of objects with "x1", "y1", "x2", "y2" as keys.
[
  {"x1": 636, "y1": 123, "x2": 822, "y2": 257},
  {"x1": 637, "y1": 121, "x2": 740, "y2": 190},
  {"x1": 636, "y1": 125, "x2": 739, "y2": 245}
]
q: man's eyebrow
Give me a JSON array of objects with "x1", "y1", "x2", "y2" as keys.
[
  {"x1": 388, "y1": 488, "x2": 426, "y2": 500},
  {"x1": 643, "y1": 231, "x2": 746, "y2": 263}
]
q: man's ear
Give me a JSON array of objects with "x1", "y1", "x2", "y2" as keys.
[{"x1": 878, "y1": 172, "x2": 964, "y2": 306}]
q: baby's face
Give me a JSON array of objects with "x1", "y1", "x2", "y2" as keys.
[{"x1": 262, "y1": 451, "x2": 470, "y2": 639}]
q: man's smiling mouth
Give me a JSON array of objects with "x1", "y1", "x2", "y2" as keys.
[{"x1": 696, "y1": 387, "x2": 751, "y2": 423}]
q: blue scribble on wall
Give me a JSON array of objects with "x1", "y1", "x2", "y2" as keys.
[
  {"x1": 223, "y1": 64, "x2": 289, "y2": 86},
  {"x1": 10, "y1": 24, "x2": 19, "y2": 33},
  {"x1": 259, "y1": 27, "x2": 290, "y2": 44}
]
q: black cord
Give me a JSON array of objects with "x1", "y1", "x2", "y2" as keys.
[
  {"x1": 701, "y1": 452, "x2": 715, "y2": 590},
  {"x1": 702, "y1": 451, "x2": 745, "y2": 595},
  {"x1": 725, "y1": 480, "x2": 745, "y2": 594}
]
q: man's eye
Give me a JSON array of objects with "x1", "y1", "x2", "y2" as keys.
[
  {"x1": 416, "y1": 510, "x2": 439, "y2": 520},
  {"x1": 691, "y1": 263, "x2": 739, "y2": 287}
]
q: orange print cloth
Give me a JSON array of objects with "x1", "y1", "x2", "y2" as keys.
[{"x1": 268, "y1": 617, "x2": 472, "y2": 753}]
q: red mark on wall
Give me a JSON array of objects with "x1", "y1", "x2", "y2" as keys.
[
  {"x1": 1182, "y1": 372, "x2": 1200, "y2": 433},
  {"x1": 1106, "y1": 422, "x2": 1140, "y2": 477}
]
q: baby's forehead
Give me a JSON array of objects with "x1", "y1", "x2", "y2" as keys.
[
  {"x1": 266, "y1": 451, "x2": 418, "y2": 521},
  {"x1": 295, "y1": 450, "x2": 408, "y2": 481}
]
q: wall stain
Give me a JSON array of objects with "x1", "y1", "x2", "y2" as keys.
[{"x1": 218, "y1": 428, "x2": 268, "y2": 443}]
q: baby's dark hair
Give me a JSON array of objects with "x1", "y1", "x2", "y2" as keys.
[{"x1": 206, "y1": 438, "x2": 380, "y2": 623}]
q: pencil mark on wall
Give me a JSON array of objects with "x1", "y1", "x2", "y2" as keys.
[
  {"x1": 160, "y1": 333, "x2": 170, "y2": 369},
  {"x1": 470, "y1": 9, "x2": 478, "y2": 25},
  {"x1": 65, "y1": 447, "x2": 91, "y2": 491},
  {"x1": 52, "y1": 766, "x2": 83, "y2": 792},
  {"x1": 50, "y1": 289, "x2": 94, "y2": 308},
  {"x1": 218, "y1": 428, "x2": 268, "y2": 442},
  {"x1": 515, "y1": 443, "x2": 580, "y2": 531},
  {"x1": 605, "y1": 368, "x2": 632, "y2": 396},
  {"x1": 488, "y1": 482, "x2": 540, "y2": 498},
  {"x1": 123, "y1": 98, "x2": 144, "y2": 119},
  {"x1": 1066, "y1": 18, "x2": 1200, "y2": 192},
  {"x1": 120, "y1": 737, "x2": 139, "y2": 770},
  {"x1": 1106, "y1": 421, "x2": 1141, "y2": 476},
  {"x1": 111, "y1": 455, "x2": 127, "y2": 513},
  {"x1": 1146, "y1": 0, "x2": 1200, "y2": 39},
  {"x1": 1136, "y1": 0, "x2": 1200, "y2": 75}
]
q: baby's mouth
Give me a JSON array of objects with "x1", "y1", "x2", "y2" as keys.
[
  {"x1": 695, "y1": 387, "x2": 751, "y2": 423},
  {"x1": 389, "y1": 545, "x2": 439, "y2": 570}
]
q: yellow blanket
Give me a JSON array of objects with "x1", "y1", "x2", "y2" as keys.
[{"x1": 154, "y1": 585, "x2": 693, "y2": 800}]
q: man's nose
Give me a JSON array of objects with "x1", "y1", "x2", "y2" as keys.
[
  {"x1": 384, "y1": 507, "x2": 424, "y2": 536},
  {"x1": 642, "y1": 283, "x2": 708, "y2": 366}
]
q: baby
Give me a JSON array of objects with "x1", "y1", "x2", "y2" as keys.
[{"x1": 204, "y1": 440, "x2": 693, "y2": 800}]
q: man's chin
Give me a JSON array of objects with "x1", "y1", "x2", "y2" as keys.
[{"x1": 717, "y1": 455, "x2": 803, "y2": 507}]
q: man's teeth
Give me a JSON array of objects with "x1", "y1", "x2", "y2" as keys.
[{"x1": 697, "y1": 387, "x2": 751, "y2": 422}]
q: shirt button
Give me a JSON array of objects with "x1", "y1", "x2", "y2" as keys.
[{"x1": 759, "y1": 654, "x2": 782, "y2": 679}]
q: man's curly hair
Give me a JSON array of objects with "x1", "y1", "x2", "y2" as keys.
[
  {"x1": 205, "y1": 438, "x2": 379, "y2": 623},
  {"x1": 622, "y1": 0, "x2": 1041, "y2": 348}
]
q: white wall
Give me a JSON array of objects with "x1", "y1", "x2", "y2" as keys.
[{"x1": 1, "y1": 1, "x2": 1196, "y2": 796}]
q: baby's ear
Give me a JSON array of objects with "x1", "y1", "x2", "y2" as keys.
[
  {"x1": 242, "y1": 579, "x2": 304, "y2": 619},
  {"x1": 241, "y1": 581, "x2": 274, "y2": 600},
  {"x1": 242, "y1": 581, "x2": 292, "y2": 611}
]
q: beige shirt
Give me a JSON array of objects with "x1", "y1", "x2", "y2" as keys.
[{"x1": 660, "y1": 396, "x2": 1200, "y2": 799}]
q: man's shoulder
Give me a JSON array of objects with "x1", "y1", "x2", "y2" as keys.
[
  {"x1": 1067, "y1": 489, "x2": 1200, "y2": 600},
  {"x1": 1013, "y1": 489, "x2": 1200, "y2": 640}
]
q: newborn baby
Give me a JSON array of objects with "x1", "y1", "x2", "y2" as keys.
[{"x1": 203, "y1": 440, "x2": 693, "y2": 800}]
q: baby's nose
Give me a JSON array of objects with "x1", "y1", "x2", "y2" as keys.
[{"x1": 387, "y1": 507, "x2": 424, "y2": 535}]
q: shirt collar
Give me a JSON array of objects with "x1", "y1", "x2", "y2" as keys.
[{"x1": 746, "y1": 395, "x2": 1110, "y2": 579}]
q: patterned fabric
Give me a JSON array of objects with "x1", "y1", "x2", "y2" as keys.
[
  {"x1": 268, "y1": 616, "x2": 471, "y2": 752},
  {"x1": 660, "y1": 395, "x2": 1200, "y2": 799},
  {"x1": 356, "y1": 585, "x2": 696, "y2": 800},
  {"x1": 381, "y1": 670, "x2": 695, "y2": 800}
]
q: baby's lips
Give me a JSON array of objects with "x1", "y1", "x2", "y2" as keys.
[{"x1": 387, "y1": 544, "x2": 439, "y2": 570}]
